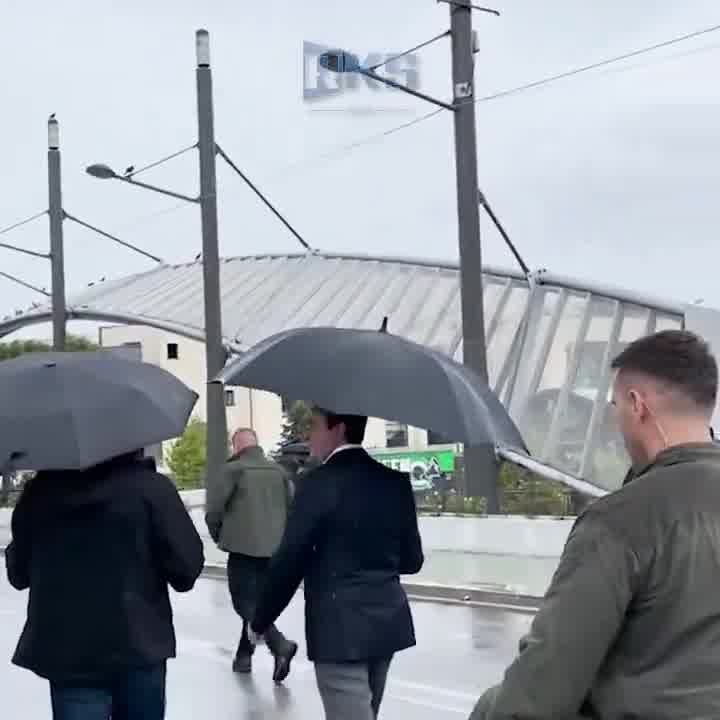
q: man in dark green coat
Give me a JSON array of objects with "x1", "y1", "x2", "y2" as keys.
[
  {"x1": 471, "y1": 330, "x2": 720, "y2": 719},
  {"x1": 205, "y1": 428, "x2": 297, "y2": 682}
]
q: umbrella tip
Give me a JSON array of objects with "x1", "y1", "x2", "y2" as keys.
[{"x1": 379, "y1": 317, "x2": 388, "y2": 333}]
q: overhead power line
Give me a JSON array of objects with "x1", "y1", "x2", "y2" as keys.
[
  {"x1": 274, "y1": 21, "x2": 720, "y2": 175},
  {"x1": 0, "y1": 211, "x2": 47, "y2": 239},
  {"x1": 217, "y1": 144, "x2": 314, "y2": 252},
  {"x1": 126, "y1": 143, "x2": 198, "y2": 178},
  {"x1": 0, "y1": 270, "x2": 49, "y2": 297},
  {"x1": 475, "y1": 21, "x2": 720, "y2": 105}
]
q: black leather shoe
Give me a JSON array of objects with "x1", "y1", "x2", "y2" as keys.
[
  {"x1": 272, "y1": 642, "x2": 298, "y2": 684},
  {"x1": 232, "y1": 653, "x2": 252, "y2": 674}
]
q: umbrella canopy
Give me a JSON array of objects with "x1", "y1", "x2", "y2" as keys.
[
  {"x1": 0, "y1": 351, "x2": 198, "y2": 471},
  {"x1": 216, "y1": 327, "x2": 525, "y2": 450}
]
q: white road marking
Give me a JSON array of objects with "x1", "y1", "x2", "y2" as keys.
[
  {"x1": 386, "y1": 693, "x2": 468, "y2": 714},
  {"x1": 177, "y1": 634, "x2": 478, "y2": 711},
  {"x1": 390, "y1": 678, "x2": 477, "y2": 701}
]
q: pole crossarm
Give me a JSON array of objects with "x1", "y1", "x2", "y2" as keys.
[
  {"x1": 64, "y1": 213, "x2": 164, "y2": 264},
  {"x1": 216, "y1": 144, "x2": 314, "y2": 252}
]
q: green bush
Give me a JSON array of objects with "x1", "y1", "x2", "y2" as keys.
[{"x1": 166, "y1": 418, "x2": 207, "y2": 490}]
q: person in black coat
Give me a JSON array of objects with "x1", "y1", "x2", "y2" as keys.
[
  {"x1": 5, "y1": 451, "x2": 204, "y2": 720},
  {"x1": 251, "y1": 407, "x2": 424, "y2": 720}
]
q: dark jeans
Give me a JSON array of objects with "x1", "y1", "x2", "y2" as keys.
[
  {"x1": 50, "y1": 663, "x2": 166, "y2": 720},
  {"x1": 227, "y1": 552, "x2": 292, "y2": 658}
]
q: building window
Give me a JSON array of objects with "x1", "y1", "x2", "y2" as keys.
[
  {"x1": 386, "y1": 421, "x2": 408, "y2": 448},
  {"x1": 167, "y1": 343, "x2": 179, "y2": 360},
  {"x1": 427, "y1": 429, "x2": 450, "y2": 446},
  {"x1": 225, "y1": 389, "x2": 236, "y2": 407}
]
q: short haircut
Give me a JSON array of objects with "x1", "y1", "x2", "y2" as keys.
[
  {"x1": 313, "y1": 407, "x2": 368, "y2": 444},
  {"x1": 612, "y1": 330, "x2": 718, "y2": 412},
  {"x1": 232, "y1": 427, "x2": 257, "y2": 443}
]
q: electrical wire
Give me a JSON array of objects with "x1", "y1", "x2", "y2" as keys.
[
  {"x1": 474, "y1": 22, "x2": 720, "y2": 105},
  {"x1": 0, "y1": 211, "x2": 47, "y2": 238},
  {"x1": 216, "y1": 144, "x2": 314, "y2": 252},
  {"x1": 125, "y1": 143, "x2": 198, "y2": 178},
  {"x1": 64, "y1": 213, "x2": 164, "y2": 263},
  {"x1": 273, "y1": 21, "x2": 720, "y2": 176},
  {"x1": 0, "y1": 270, "x2": 49, "y2": 297},
  {"x1": 368, "y1": 31, "x2": 451, "y2": 71}
]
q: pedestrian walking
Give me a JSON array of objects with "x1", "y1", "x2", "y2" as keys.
[
  {"x1": 6, "y1": 451, "x2": 204, "y2": 720},
  {"x1": 250, "y1": 408, "x2": 424, "y2": 719},
  {"x1": 470, "y1": 330, "x2": 720, "y2": 719},
  {"x1": 205, "y1": 428, "x2": 298, "y2": 682}
]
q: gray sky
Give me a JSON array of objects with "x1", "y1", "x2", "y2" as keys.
[{"x1": 2, "y1": 0, "x2": 720, "y2": 338}]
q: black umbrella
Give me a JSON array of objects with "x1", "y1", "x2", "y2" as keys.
[
  {"x1": 0, "y1": 351, "x2": 198, "y2": 470},
  {"x1": 215, "y1": 326, "x2": 525, "y2": 450}
]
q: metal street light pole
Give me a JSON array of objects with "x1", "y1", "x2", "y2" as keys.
[
  {"x1": 318, "y1": 11, "x2": 502, "y2": 511},
  {"x1": 449, "y1": 2, "x2": 498, "y2": 512},
  {"x1": 196, "y1": 29, "x2": 228, "y2": 491},
  {"x1": 48, "y1": 116, "x2": 66, "y2": 351}
]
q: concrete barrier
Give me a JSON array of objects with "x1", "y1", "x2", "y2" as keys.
[
  {"x1": 0, "y1": 492, "x2": 572, "y2": 600},
  {"x1": 181, "y1": 492, "x2": 571, "y2": 598}
]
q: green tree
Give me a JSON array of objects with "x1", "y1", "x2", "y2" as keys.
[
  {"x1": 0, "y1": 334, "x2": 97, "y2": 360},
  {"x1": 166, "y1": 417, "x2": 207, "y2": 489},
  {"x1": 281, "y1": 400, "x2": 312, "y2": 443}
]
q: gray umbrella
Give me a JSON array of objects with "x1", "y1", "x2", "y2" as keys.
[
  {"x1": 0, "y1": 351, "x2": 198, "y2": 470},
  {"x1": 215, "y1": 326, "x2": 525, "y2": 450}
]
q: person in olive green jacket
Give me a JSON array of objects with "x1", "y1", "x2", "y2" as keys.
[
  {"x1": 205, "y1": 428, "x2": 297, "y2": 682},
  {"x1": 471, "y1": 330, "x2": 720, "y2": 720}
]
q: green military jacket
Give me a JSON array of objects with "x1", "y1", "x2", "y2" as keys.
[
  {"x1": 205, "y1": 446, "x2": 293, "y2": 558},
  {"x1": 472, "y1": 443, "x2": 720, "y2": 720}
]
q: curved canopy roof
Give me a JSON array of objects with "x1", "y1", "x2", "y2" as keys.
[{"x1": 0, "y1": 252, "x2": 692, "y2": 493}]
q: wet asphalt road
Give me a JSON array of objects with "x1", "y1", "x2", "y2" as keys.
[{"x1": 0, "y1": 574, "x2": 532, "y2": 719}]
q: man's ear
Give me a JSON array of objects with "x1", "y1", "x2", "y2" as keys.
[{"x1": 629, "y1": 389, "x2": 647, "y2": 418}]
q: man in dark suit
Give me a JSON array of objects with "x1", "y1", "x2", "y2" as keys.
[{"x1": 251, "y1": 407, "x2": 424, "y2": 719}]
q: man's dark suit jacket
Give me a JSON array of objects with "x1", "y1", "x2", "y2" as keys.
[{"x1": 252, "y1": 447, "x2": 424, "y2": 663}]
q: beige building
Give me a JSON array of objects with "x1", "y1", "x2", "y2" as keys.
[{"x1": 98, "y1": 324, "x2": 442, "y2": 466}]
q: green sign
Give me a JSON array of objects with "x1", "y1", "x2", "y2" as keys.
[{"x1": 370, "y1": 449, "x2": 456, "y2": 490}]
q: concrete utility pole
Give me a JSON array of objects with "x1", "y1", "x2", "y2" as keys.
[
  {"x1": 449, "y1": 1, "x2": 499, "y2": 512},
  {"x1": 196, "y1": 30, "x2": 228, "y2": 491},
  {"x1": 48, "y1": 116, "x2": 66, "y2": 351}
]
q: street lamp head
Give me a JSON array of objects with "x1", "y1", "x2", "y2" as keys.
[
  {"x1": 48, "y1": 116, "x2": 59, "y2": 150},
  {"x1": 319, "y1": 49, "x2": 361, "y2": 74},
  {"x1": 196, "y1": 29, "x2": 210, "y2": 67},
  {"x1": 85, "y1": 163, "x2": 118, "y2": 180}
]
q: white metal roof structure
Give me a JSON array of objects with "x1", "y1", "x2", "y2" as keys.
[{"x1": 0, "y1": 251, "x2": 709, "y2": 493}]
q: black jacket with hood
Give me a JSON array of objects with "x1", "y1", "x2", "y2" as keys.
[{"x1": 5, "y1": 454, "x2": 204, "y2": 683}]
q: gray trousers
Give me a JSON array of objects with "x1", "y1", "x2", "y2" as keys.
[{"x1": 315, "y1": 657, "x2": 392, "y2": 720}]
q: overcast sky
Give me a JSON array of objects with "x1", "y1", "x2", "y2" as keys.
[{"x1": 2, "y1": 0, "x2": 720, "y2": 338}]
